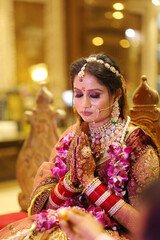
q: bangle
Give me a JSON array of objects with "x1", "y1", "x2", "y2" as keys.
[
  {"x1": 108, "y1": 199, "x2": 125, "y2": 216},
  {"x1": 49, "y1": 195, "x2": 60, "y2": 209},
  {"x1": 58, "y1": 176, "x2": 76, "y2": 198},
  {"x1": 49, "y1": 185, "x2": 64, "y2": 208},
  {"x1": 54, "y1": 184, "x2": 68, "y2": 201},
  {"x1": 85, "y1": 180, "x2": 125, "y2": 216},
  {"x1": 85, "y1": 178, "x2": 101, "y2": 195},
  {"x1": 82, "y1": 177, "x2": 99, "y2": 194},
  {"x1": 64, "y1": 171, "x2": 84, "y2": 193},
  {"x1": 95, "y1": 191, "x2": 111, "y2": 206}
]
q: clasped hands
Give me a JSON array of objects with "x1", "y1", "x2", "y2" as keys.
[{"x1": 70, "y1": 132, "x2": 96, "y2": 188}]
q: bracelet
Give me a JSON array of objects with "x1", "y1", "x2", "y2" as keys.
[
  {"x1": 54, "y1": 184, "x2": 68, "y2": 201},
  {"x1": 58, "y1": 176, "x2": 76, "y2": 198},
  {"x1": 49, "y1": 185, "x2": 64, "y2": 209},
  {"x1": 64, "y1": 171, "x2": 84, "y2": 193},
  {"x1": 49, "y1": 175, "x2": 77, "y2": 208},
  {"x1": 85, "y1": 179, "x2": 125, "y2": 216},
  {"x1": 95, "y1": 191, "x2": 111, "y2": 206},
  {"x1": 82, "y1": 177, "x2": 99, "y2": 194},
  {"x1": 85, "y1": 178, "x2": 102, "y2": 195},
  {"x1": 108, "y1": 199, "x2": 125, "y2": 216},
  {"x1": 49, "y1": 195, "x2": 60, "y2": 209}
]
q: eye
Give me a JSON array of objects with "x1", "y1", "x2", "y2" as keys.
[
  {"x1": 74, "y1": 93, "x2": 83, "y2": 98},
  {"x1": 90, "y1": 94, "x2": 100, "y2": 98}
]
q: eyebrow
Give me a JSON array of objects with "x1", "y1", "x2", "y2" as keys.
[{"x1": 74, "y1": 87, "x2": 103, "y2": 92}]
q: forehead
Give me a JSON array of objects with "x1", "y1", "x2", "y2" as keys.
[{"x1": 74, "y1": 72, "x2": 106, "y2": 90}]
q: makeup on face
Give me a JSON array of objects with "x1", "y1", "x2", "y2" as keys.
[{"x1": 73, "y1": 73, "x2": 115, "y2": 126}]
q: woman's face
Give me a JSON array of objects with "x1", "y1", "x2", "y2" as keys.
[{"x1": 73, "y1": 72, "x2": 115, "y2": 126}]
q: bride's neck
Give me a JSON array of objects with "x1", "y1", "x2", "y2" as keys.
[{"x1": 89, "y1": 117, "x2": 111, "y2": 128}]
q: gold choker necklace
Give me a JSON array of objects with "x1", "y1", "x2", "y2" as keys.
[{"x1": 89, "y1": 117, "x2": 130, "y2": 162}]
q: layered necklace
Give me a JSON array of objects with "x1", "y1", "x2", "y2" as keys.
[{"x1": 89, "y1": 116, "x2": 130, "y2": 162}]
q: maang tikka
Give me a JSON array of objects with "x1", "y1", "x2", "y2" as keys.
[{"x1": 111, "y1": 98, "x2": 120, "y2": 124}]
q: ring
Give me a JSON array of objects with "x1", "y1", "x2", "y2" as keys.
[{"x1": 81, "y1": 146, "x2": 92, "y2": 158}]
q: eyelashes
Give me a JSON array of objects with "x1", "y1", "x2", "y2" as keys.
[
  {"x1": 74, "y1": 93, "x2": 83, "y2": 98},
  {"x1": 90, "y1": 94, "x2": 100, "y2": 98},
  {"x1": 74, "y1": 93, "x2": 100, "y2": 99}
]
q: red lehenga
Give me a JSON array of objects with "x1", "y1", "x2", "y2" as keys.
[{"x1": 0, "y1": 120, "x2": 159, "y2": 240}]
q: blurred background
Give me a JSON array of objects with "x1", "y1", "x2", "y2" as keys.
[{"x1": 0, "y1": 0, "x2": 160, "y2": 213}]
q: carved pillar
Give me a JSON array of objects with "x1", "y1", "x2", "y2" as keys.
[
  {"x1": 130, "y1": 75, "x2": 160, "y2": 148},
  {"x1": 0, "y1": 0, "x2": 16, "y2": 92},
  {"x1": 16, "y1": 85, "x2": 60, "y2": 211}
]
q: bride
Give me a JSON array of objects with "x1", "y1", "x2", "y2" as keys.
[{"x1": 0, "y1": 53, "x2": 159, "y2": 240}]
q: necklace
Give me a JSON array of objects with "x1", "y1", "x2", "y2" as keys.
[{"x1": 89, "y1": 116, "x2": 130, "y2": 162}]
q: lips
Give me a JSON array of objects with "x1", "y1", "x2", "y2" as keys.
[{"x1": 81, "y1": 111, "x2": 92, "y2": 116}]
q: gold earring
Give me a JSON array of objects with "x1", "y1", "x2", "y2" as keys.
[
  {"x1": 73, "y1": 105, "x2": 77, "y2": 114},
  {"x1": 111, "y1": 98, "x2": 120, "y2": 124}
]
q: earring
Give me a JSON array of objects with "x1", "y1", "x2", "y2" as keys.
[
  {"x1": 111, "y1": 98, "x2": 120, "y2": 124},
  {"x1": 73, "y1": 105, "x2": 77, "y2": 114}
]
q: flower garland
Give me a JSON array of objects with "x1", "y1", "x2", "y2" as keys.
[
  {"x1": 107, "y1": 143, "x2": 132, "y2": 198},
  {"x1": 51, "y1": 132, "x2": 73, "y2": 180},
  {"x1": 4, "y1": 207, "x2": 121, "y2": 239},
  {"x1": 36, "y1": 209, "x2": 59, "y2": 232},
  {"x1": 49, "y1": 132, "x2": 132, "y2": 230},
  {"x1": 35, "y1": 207, "x2": 107, "y2": 231},
  {"x1": 35, "y1": 206, "x2": 117, "y2": 232},
  {"x1": 4, "y1": 133, "x2": 133, "y2": 239},
  {"x1": 51, "y1": 131, "x2": 132, "y2": 198}
]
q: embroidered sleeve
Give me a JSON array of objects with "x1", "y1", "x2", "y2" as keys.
[{"x1": 127, "y1": 146, "x2": 159, "y2": 208}]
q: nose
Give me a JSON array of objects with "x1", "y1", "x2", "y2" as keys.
[{"x1": 81, "y1": 95, "x2": 91, "y2": 108}]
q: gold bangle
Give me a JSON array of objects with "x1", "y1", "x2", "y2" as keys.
[{"x1": 64, "y1": 171, "x2": 84, "y2": 193}]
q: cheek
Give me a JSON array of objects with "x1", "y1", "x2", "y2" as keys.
[
  {"x1": 74, "y1": 98, "x2": 82, "y2": 110},
  {"x1": 95, "y1": 98, "x2": 110, "y2": 109}
]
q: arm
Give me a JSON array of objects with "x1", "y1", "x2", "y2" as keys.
[
  {"x1": 46, "y1": 173, "x2": 83, "y2": 209},
  {"x1": 83, "y1": 177, "x2": 139, "y2": 234},
  {"x1": 28, "y1": 124, "x2": 78, "y2": 215},
  {"x1": 84, "y1": 146, "x2": 159, "y2": 234},
  {"x1": 114, "y1": 145, "x2": 159, "y2": 232},
  {"x1": 76, "y1": 132, "x2": 159, "y2": 234}
]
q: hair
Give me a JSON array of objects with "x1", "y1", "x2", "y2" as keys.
[{"x1": 70, "y1": 53, "x2": 129, "y2": 119}]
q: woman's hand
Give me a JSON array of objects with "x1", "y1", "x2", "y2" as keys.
[
  {"x1": 70, "y1": 142, "x2": 80, "y2": 186},
  {"x1": 59, "y1": 208, "x2": 106, "y2": 240},
  {"x1": 76, "y1": 132, "x2": 96, "y2": 187}
]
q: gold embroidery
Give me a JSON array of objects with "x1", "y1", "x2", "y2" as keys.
[{"x1": 133, "y1": 146, "x2": 159, "y2": 187}]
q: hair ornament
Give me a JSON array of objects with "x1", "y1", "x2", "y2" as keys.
[{"x1": 78, "y1": 57, "x2": 121, "y2": 80}]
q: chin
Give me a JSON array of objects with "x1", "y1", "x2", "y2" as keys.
[{"x1": 81, "y1": 116, "x2": 95, "y2": 123}]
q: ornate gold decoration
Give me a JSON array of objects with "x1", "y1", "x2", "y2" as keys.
[
  {"x1": 81, "y1": 146, "x2": 92, "y2": 158},
  {"x1": 130, "y1": 75, "x2": 160, "y2": 149}
]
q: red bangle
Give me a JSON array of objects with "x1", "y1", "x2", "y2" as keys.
[
  {"x1": 49, "y1": 185, "x2": 63, "y2": 209},
  {"x1": 49, "y1": 175, "x2": 77, "y2": 209},
  {"x1": 58, "y1": 179, "x2": 75, "y2": 198},
  {"x1": 50, "y1": 185, "x2": 64, "y2": 205},
  {"x1": 85, "y1": 179, "x2": 125, "y2": 216},
  {"x1": 100, "y1": 194, "x2": 121, "y2": 211},
  {"x1": 88, "y1": 183, "x2": 107, "y2": 202}
]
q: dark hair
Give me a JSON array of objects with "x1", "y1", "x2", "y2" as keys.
[{"x1": 70, "y1": 53, "x2": 128, "y2": 119}]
